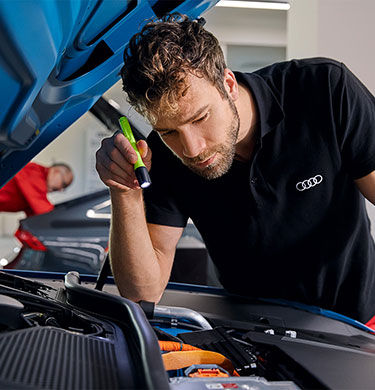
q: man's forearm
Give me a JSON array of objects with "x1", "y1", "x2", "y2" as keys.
[{"x1": 109, "y1": 189, "x2": 165, "y2": 302}]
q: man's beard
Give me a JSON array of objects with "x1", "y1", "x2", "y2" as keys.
[{"x1": 183, "y1": 97, "x2": 240, "y2": 180}]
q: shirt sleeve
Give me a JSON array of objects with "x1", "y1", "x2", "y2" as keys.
[
  {"x1": 338, "y1": 63, "x2": 375, "y2": 179},
  {"x1": 15, "y1": 164, "x2": 54, "y2": 216},
  {"x1": 143, "y1": 133, "x2": 189, "y2": 228}
]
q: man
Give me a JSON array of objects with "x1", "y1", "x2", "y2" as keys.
[
  {"x1": 95, "y1": 15, "x2": 375, "y2": 325},
  {"x1": 0, "y1": 162, "x2": 73, "y2": 216}
]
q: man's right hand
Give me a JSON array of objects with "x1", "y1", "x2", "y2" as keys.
[
  {"x1": 95, "y1": 131, "x2": 183, "y2": 303},
  {"x1": 95, "y1": 132, "x2": 152, "y2": 192}
]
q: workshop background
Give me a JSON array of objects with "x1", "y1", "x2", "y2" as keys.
[{"x1": 1, "y1": 0, "x2": 374, "y2": 257}]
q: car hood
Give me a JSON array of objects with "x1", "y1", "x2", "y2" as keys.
[{"x1": 0, "y1": 0, "x2": 218, "y2": 187}]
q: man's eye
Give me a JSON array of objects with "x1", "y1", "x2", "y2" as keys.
[
  {"x1": 193, "y1": 112, "x2": 209, "y2": 124},
  {"x1": 159, "y1": 130, "x2": 175, "y2": 137}
]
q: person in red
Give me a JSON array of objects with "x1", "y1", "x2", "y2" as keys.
[{"x1": 0, "y1": 162, "x2": 74, "y2": 217}]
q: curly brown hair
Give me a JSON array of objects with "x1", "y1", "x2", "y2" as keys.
[{"x1": 120, "y1": 14, "x2": 227, "y2": 124}]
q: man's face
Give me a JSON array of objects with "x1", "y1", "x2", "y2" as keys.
[
  {"x1": 47, "y1": 166, "x2": 73, "y2": 192},
  {"x1": 153, "y1": 72, "x2": 240, "y2": 180}
]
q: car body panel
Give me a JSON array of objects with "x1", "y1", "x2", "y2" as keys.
[
  {"x1": 0, "y1": 0, "x2": 218, "y2": 187},
  {"x1": 8, "y1": 190, "x2": 219, "y2": 285}
]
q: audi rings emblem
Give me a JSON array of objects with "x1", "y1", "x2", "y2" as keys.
[{"x1": 296, "y1": 175, "x2": 323, "y2": 191}]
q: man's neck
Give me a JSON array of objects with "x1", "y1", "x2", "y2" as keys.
[{"x1": 235, "y1": 83, "x2": 259, "y2": 162}]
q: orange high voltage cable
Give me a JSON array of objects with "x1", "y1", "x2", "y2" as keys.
[
  {"x1": 161, "y1": 350, "x2": 240, "y2": 376},
  {"x1": 159, "y1": 340, "x2": 202, "y2": 352}
]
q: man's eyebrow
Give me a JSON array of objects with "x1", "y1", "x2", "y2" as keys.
[{"x1": 154, "y1": 105, "x2": 209, "y2": 132}]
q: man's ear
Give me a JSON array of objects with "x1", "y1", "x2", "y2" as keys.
[{"x1": 223, "y1": 68, "x2": 239, "y2": 101}]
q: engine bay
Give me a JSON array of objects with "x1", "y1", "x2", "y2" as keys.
[{"x1": 1, "y1": 270, "x2": 375, "y2": 389}]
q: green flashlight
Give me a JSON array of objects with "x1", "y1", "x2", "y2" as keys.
[{"x1": 118, "y1": 116, "x2": 151, "y2": 189}]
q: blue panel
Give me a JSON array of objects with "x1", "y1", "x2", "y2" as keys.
[
  {"x1": 154, "y1": 326, "x2": 192, "y2": 336},
  {"x1": 0, "y1": 66, "x2": 20, "y2": 126},
  {"x1": 78, "y1": 0, "x2": 137, "y2": 46},
  {"x1": 0, "y1": 0, "x2": 84, "y2": 144},
  {"x1": 176, "y1": 0, "x2": 218, "y2": 20},
  {"x1": 0, "y1": 0, "x2": 219, "y2": 187}
]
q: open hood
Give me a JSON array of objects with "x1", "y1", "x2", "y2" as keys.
[{"x1": 0, "y1": 0, "x2": 218, "y2": 187}]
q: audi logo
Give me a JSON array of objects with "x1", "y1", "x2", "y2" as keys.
[{"x1": 296, "y1": 175, "x2": 323, "y2": 191}]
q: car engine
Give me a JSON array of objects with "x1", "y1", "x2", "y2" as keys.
[{"x1": 1, "y1": 270, "x2": 375, "y2": 389}]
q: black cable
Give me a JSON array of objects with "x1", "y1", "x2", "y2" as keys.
[
  {"x1": 153, "y1": 327, "x2": 184, "y2": 343},
  {"x1": 95, "y1": 253, "x2": 111, "y2": 290}
]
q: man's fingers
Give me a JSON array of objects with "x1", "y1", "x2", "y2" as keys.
[
  {"x1": 112, "y1": 132, "x2": 138, "y2": 165},
  {"x1": 97, "y1": 150, "x2": 134, "y2": 182},
  {"x1": 137, "y1": 140, "x2": 147, "y2": 157},
  {"x1": 97, "y1": 161, "x2": 139, "y2": 190},
  {"x1": 95, "y1": 133, "x2": 151, "y2": 191},
  {"x1": 107, "y1": 147, "x2": 135, "y2": 176},
  {"x1": 137, "y1": 139, "x2": 152, "y2": 169}
]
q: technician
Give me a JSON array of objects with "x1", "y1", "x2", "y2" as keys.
[
  {"x1": 0, "y1": 162, "x2": 74, "y2": 216},
  {"x1": 95, "y1": 15, "x2": 375, "y2": 325}
]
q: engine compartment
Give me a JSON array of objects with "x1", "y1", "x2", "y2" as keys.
[{"x1": 1, "y1": 270, "x2": 375, "y2": 389}]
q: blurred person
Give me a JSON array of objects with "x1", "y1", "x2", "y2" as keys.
[
  {"x1": 0, "y1": 162, "x2": 73, "y2": 216},
  {"x1": 95, "y1": 15, "x2": 375, "y2": 326}
]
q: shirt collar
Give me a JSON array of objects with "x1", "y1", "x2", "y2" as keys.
[{"x1": 234, "y1": 71, "x2": 284, "y2": 139}]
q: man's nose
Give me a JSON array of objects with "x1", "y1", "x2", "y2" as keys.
[{"x1": 181, "y1": 130, "x2": 206, "y2": 158}]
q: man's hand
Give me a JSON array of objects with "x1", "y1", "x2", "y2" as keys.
[
  {"x1": 95, "y1": 131, "x2": 180, "y2": 302},
  {"x1": 95, "y1": 132, "x2": 152, "y2": 192}
]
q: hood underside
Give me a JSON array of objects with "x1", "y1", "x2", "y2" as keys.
[{"x1": 0, "y1": 0, "x2": 218, "y2": 187}]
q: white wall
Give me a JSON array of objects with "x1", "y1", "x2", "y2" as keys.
[
  {"x1": 204, "y1": 7, "x2": 287, "y2": 47},
  {"x1": 204, "y1": 6, "x2": 287, "y2": 71},
  {"x1": 287, "y1": 0, "x2": 375, "y2": 236},
  {"x1": 288, "y1": 0, "x2": 375, "y2": 92}
]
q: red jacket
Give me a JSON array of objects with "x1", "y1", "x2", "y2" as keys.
[{"x1": 0, "y1": 163, "x2": 54, "y2": 216}]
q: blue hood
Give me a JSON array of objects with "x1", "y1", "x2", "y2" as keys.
[{"x1": 0, "y1": 0, "x2": 218, "y2": 187}]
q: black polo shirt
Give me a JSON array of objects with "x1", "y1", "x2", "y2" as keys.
[{"x1": 144, "y1": 58, "x2": 375, "y2": 323}]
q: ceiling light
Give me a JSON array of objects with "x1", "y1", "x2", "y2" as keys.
[
  {"x1": 215, "y1": 1, "x2": 290, "y2": 11},
  {"x1": 108, "y1": 99, "x2": 121, "y2": 110}
]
